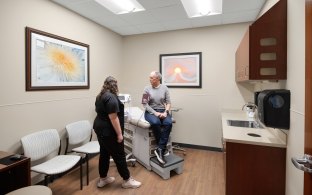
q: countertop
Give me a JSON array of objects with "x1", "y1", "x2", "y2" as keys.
[{"x1": 222, "y1": 110, "x2": 287, "y2": 148}]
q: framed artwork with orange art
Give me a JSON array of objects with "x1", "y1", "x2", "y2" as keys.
[
  {"x1": 25, "y1": 27, "x2": 89, "y2": 91},
  {"x1": 160, "y1": 52, "x2": 202, "y2": 88}
]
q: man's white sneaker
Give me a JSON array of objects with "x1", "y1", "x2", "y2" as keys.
[
  {"x1": 163, "y1": 149, "x2": 170, "y2": 156},
  {"x1": 154, "y1": 148, "x2": 165, "y2": 164},
  {"x1": 97, "y1": 176, "x2": 115, "y2": 188},
  {"x1": 122, "y1": 177, "x2": 142, "y2": 189}
]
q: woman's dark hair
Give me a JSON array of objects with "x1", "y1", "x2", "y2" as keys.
[{"x1": 96, "y1": 76, "x2": 119, "y2": 99}]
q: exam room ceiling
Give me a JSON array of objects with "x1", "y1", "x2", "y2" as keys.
[{"x1": 51, "y1": 0, "x2": 266, "y2": 36}]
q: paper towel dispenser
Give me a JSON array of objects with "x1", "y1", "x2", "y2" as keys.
[{"x1": 256, "y1": 89, "x2": 290, "y2": 129}]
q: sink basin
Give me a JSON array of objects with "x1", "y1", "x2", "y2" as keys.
[
  {"x1": 227, "y1": 120, "x2": 263, "y2": 129},
  {"x1": 247, "y1": 133, "x2": 261, "y2": 137}
]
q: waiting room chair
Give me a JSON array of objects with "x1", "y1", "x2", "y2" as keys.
[
  {"x1": 6, "y1": 185, "x2": 52, "y2": 195},
  {"x1": 21, "y1": 129, "x2": 83, "y2": 190},
  {"x1": 65, "y1": 120, "x2": 100, "y2": 185}
]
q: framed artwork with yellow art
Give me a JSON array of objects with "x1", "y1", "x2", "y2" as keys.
[
  {"x1": 160, "y1": 52, "x2": 202, "y2": 88},
  {"x1": 25, "y1": 27, "x2": 89, "y2": 91}
]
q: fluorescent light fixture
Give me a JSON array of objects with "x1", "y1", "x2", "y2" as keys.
[
  {"x1": 181, "y1": 0, "x2": 222, "y2": 18},
  {"x1": 94, "y1": 0, "x2": 145, "y2": 14}
]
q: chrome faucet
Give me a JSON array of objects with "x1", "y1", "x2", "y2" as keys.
[
  {"x1": 242, "y1": 102, "x2": 263, "y2": 128},
  {"x1": 242, "y1": 102, "x2": 257, "y2": 118},
  {"x1": 242, "y1": 102, "x2": 257, "y2": 111}
]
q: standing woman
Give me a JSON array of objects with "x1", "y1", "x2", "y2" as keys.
[{"x1": 93, "y1": 76, "x2": 141, "y2": 189}]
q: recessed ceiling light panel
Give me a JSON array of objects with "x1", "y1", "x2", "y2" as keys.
[
  {"x1": 94, "y1": 0, "x2": 145, "y2": 14},
  {"x1": 181, "y1": 0, "x2": 222, "y2": 18}
]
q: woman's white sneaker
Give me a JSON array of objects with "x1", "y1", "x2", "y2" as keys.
[
  {"x1": 97, "y1": 176, "x2": 115, "y2": 188},
  {"x1": 122, "y1": 177, "x2": 142, "y2": 189}
]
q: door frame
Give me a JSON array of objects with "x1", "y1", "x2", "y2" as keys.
[{"x1": 305, "y1": 0, "x2": 312, "y2": 194}]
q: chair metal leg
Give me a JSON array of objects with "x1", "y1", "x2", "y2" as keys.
[
  {"x1": 44, "y1": 175, "x2": 48, "y2": 186},
  {"x1": 86, "y1": 154, "x2": 89, "y2": 185},
  {"x1": 80, "y1": 157, "x2": 83, "y2": 190}
]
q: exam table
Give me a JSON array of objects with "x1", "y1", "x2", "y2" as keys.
[{"x1": 125, "y1": 107, "x2": 184, "y2": 179}]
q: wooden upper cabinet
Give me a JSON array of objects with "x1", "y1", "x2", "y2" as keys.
[
  {"x1": 235, "y1": 29, "x2": 250, "y2": 81},
  {"x1": 235, "y1": 0, "x2": 287, "y2": 82}
]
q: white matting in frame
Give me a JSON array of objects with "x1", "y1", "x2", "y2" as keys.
[{"x1": 160, "y1": 52, "x2": 202, "y2": 88}]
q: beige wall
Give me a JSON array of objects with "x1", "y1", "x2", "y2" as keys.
[
  {"x1": 120, "y1": 24, "x2": 254, "y2": 148},
  {"x1": 0, "y1": 0, "x2": 123, "y2": 153},
  {"x1": 0, "y1": 0, "x2": 306, "y2": 193},
  {"x1": 285, "y1": 0, "x2": 305, "y2": 194},
  {"x1": 120, "y1": 0, "x2": 306, "y2": 194}
]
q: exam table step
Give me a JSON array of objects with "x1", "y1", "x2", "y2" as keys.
[{"x1": 150, "y1": 154, "x2": 184, "y2": 179}]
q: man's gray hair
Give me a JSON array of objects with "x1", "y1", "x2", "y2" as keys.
[{"x1": 152, "y1": 71, "x2": 162, "y2": 80}]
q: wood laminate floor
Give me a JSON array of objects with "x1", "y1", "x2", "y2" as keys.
[{"x1": 49, "y1": 148, "x2": 225, "y2": 195}]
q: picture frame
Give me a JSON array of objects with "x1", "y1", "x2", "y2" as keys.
[
  {"x1": 25, "y1": 27, "x2": 89, "y2": 91},
  {"x1": 160, "y1": 52, "x2": 202, "y2": 88}
]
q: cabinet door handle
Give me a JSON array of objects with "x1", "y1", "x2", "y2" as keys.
[{"x1": 291, "y1": 154, "x2": 312, "y2": 173}]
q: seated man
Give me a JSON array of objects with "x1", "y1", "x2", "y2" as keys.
[{"x1": 142, "y1": 71, "x2": 172, "y2": 164}]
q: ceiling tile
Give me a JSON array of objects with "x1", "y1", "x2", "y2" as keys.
[
  {"x1": 190, "y1": 15, "x2": 223, "y2": 28},
  {"x1": 51, "y1": 0, "x2": 267, "y2": 36},
  {"x1": 222, "y1": 9, "x2": 259, "y2": 24},
  {"x1": 136, "y1": 22, "x2": 167, "y2": 34},
  {"x1": 162, "y1": 19, "x2": 192, "y2": 31},
  {"x1": 118, "y1": 10, "x2": 158, "y2": 25},
  {"x1": 149, "y1": 4, "x2": 188, "y2": 22},
  {"x1": 110, "y1": 25, "x2": 142, "y2": 36},
  {"x1": 139, "y1": 0, "x2": 181, "y2": 9},
  {"x1": 223, "y1": 0, "x2": 266, "y2": 13}
]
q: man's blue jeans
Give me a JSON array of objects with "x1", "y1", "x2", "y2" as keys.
[{"x1": 144, "y1": 110, "x2": 172, "y2": 150}]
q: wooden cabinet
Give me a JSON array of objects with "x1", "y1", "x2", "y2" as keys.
[
  {"x1": 0, "y1": 151, "x2": 30, "y2": 194},
  {"x1": 225, "y1": 142, "x2": 286, "y2": 195},
  {"x1": 235, "y1": 0, "x2": 287, "y2": 82},
  {"x1": 236, "y1": 29, "x2": 250, "y2": 81}
]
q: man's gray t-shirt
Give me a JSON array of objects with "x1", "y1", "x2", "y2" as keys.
[{"x1": 142, "y1": 84, "x2": 171, "y2": 115}]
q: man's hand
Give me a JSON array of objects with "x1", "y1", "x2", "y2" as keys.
[{"x1": 158, "y1": 111, "x2": 167, "y2": 119}]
